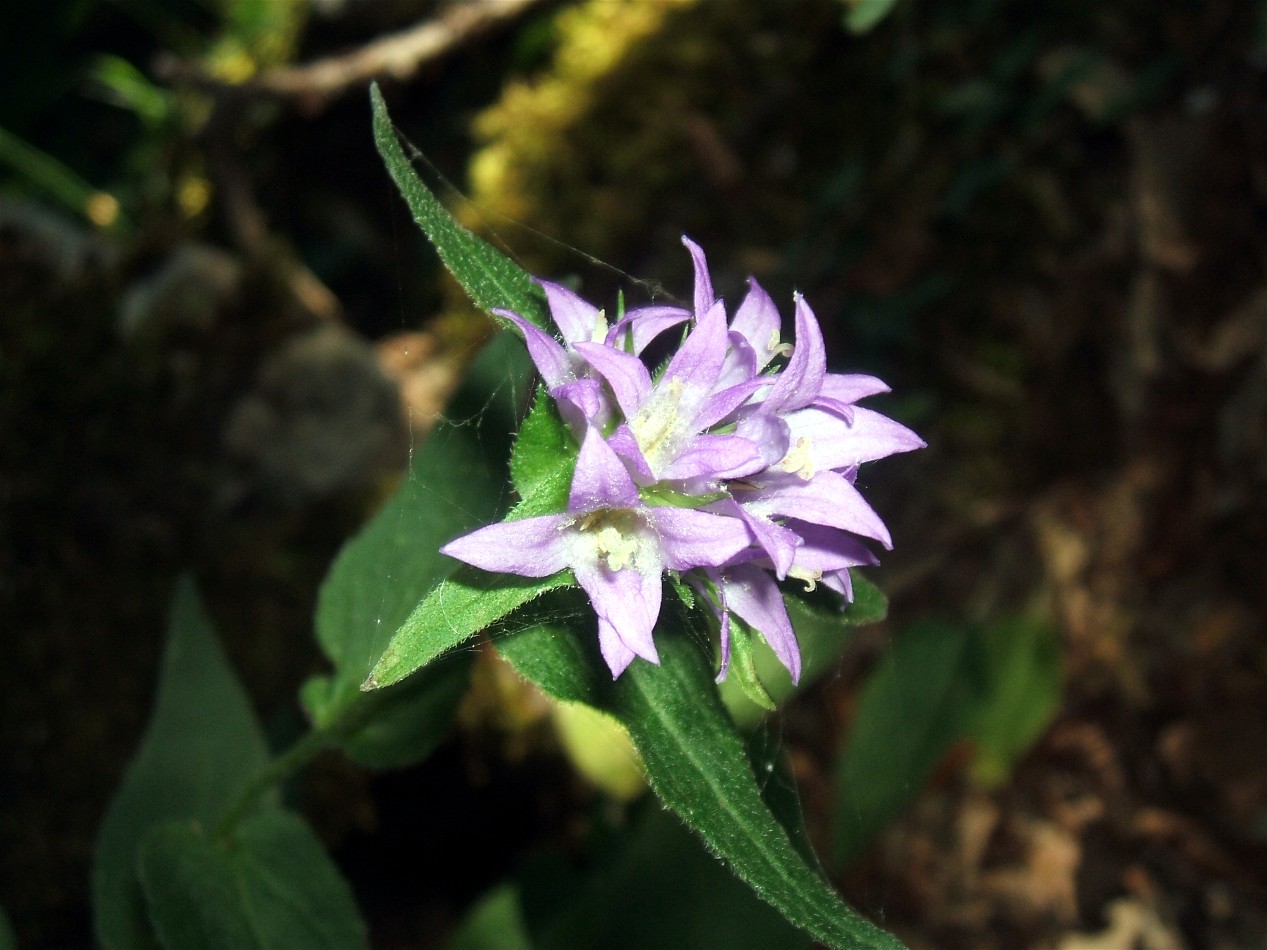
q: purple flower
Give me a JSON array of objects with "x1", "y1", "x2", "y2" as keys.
[
  {"x1": 443, "y1": 237, "x2": 924, "y2": 683},
  {"x1": 577, "y1": 300, "x2": 768, "y2": 487},
  {"x1": 442, "y1": 425, "x2": 751, "y2": 677},
  {"x1": 496, "y1": 280, "x2": 691, "y2": 434}
]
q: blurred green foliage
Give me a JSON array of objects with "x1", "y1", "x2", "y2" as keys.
[{"x1": 834, "y1": 615, "x2": 1061, "y2": 865}]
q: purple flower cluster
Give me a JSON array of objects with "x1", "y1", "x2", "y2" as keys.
[{"x1": 443, "y1": 238, "x2": 924, "y2": 680}]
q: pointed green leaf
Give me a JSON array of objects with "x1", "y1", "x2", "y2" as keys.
[
  {"x1": 496, "y1": 605, "x2": 903, "y2": 949},
  {"x1": 93, "y1": 578, "x2": 273, "y2": 950},
  {"x1": 138, "y1": 811, "x2": 367, "y2": 950},
  {"x1": 833, "y1": 620, "x2": 976, "y2": 866},
  {"x1": 366, "y1": 565, "x2": 573, "y2": 690},
  {"x1": 615, "y1": 637, "x2": 903, "y2": 950},
  {"x1": 370, "y1": 82, "x2": 548, "y2": 328},
  {"x1": 363, "y1": 454, "x2": 578, "y2": 693},
  {"x1": 304, "y1": 334, "x2": 530, "y2": 760}
]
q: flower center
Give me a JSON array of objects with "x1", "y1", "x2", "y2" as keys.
[
  {"x1": 630, "y1": 379, "x2": 689, "y2": 473},
  {"x1": 778, "y1": 436, "x2": 815, "y2": 479},
  {"x1": 575, "y1": 508, "x2": 646, "y2": 572}
]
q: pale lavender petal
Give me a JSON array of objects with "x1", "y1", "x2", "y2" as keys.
[
  {"x1": 441, "y1": 515, "x2": 569, "y2": 577},
  {"x1": 810, "y1": 396, "x2": 855, "y2": 423},
  {"x1": 662, "y1": 299, "x2": 728, "y2": 392},
  {"x1": 787, "y1": 520, "x2": 880, "y2": 573},
  {"x1": 733, "y1": 412, "x2": 791, "y2": 469},
  {"x1": 693, "y1": 377, "x2": 766, "y2": 431},
  {"x1": 715, "y1": 596, "x2": 732, "y2": 682},
  {"x1": 686, "y1": 575, "x2": 733, "y2": 682},
  {"x1": 821, "y1": 569, "x2": 853, "y2": 601},
  {"x1": 574, "y1": 559, "x2": 662, "y2": 671},
  {"x1": 682, "y1": 235, "x2": 715, "y2": 317},
  {"x1": 607, "y1": 305, "x2": 692, "y2": 355},
  {"x1": 569, "y1": 425, "x2": 640, "y2": 511},
  {"x1": 730, "y1": 278, "x2": 781, "y2": 370},
  {"x1": 820, "y1": 373, "x2": 891, "y2": 403},
  {"x1": 606, "y1": 423, "x2": 655, "y2": 483},
  {"x1": 539, "y1": 279, "x2": 601, "y2": 346},
  {"x1": 597, "y1": 616, "x2": 638, "y2": 677},
  {"x1": 785, "y1": 406, "x2": 925, "y2": 471},
  {"x1": 764, "y1": 293, "x2": 825, "y2": 413},
  {"x1": 552, "y1": 378, "x2": 610, "y2": 433},
  {"x1": 743, "y1": 469, "x2": 892, "y2": 548},
  {"x1": 716, "y1": 331, "x2": 759, "y2": 389},
  {"x1": 720, "y1": 564, "x2": 801, "y2": 683},
  {"x1": 649, "y1": 507, "x2": 752, "y2": 570},
  {"x1": 573, "y1": 341, "x2": 652, "y2": 420},
  {"x1": 708, "y1": 498, "x2": 800, "y2": 579},
  {"x1": 660, "y1": 433, "x2": 765, "y2": 482},
  {"x1": 496, "y1": 309, "x2": 572, "y2": 389}
]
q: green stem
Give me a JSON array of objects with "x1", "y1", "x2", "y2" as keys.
[{"x1": 213, "y1": 696, "x2": 378, "y2": 839}]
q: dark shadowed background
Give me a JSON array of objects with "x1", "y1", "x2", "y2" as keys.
[{"x1": 3, "y1": 0, "x2": 1265, "y2": 946}]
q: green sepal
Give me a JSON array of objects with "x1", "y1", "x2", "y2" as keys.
[
  {"x1": 721, "y1": 572, "x2": 889, "y2": 729},
  {"x1": 509, "y1": 385, "x2": 575, "y2": 504},
  {"x1": 728, "y1": 622, "x2": 778, "y2": 713}
]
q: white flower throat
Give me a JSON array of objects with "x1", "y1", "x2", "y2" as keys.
[
  {"x1": 573, "y1": 509, "x2": 647, "y2": 572},
  {"x1": 630, "y1": 379, "x2": 691, "y2": 473}
]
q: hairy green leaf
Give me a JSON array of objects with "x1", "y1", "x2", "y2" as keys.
[
  {"x1": 494, "y1": 593, "x2": 604, "y2": 707},
  {"x1": 366, "y1": 565, "x2": 573, "y2": 690},
  {"x1": 93, "y1": 578, "x2": 273, "y2": 950},
  {"x1": 138, "y1": 811, "x2": 367, "y2": 950},
  {"x1": 616, "y1": 637, "x2": 903, "y2": 950},
  {"x1": 364, "y1": 446, "x2": 578, "y2": 692},
  {"x1": 304, "y1": 333, "x2": 529, "y2": 763},
  {"x1": 370, "y1": 82, "x2": 548, "y2": 328},
  {"x1": 497, "y1": 607, "x2": 903, "y2": 949}
]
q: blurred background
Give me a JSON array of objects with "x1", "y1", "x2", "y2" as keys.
[{"x1": 3, "y1": 0, "x2": 1266, "y2": 946}]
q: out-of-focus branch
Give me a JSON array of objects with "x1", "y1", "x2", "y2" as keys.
[{"x1": 156, "y1": 0, "x2": 551, "y2": 113}]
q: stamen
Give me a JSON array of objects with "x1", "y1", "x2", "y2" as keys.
[
  {"x1": 778, "y1": 436, "x2": 815, "y2": 480},
  {"x1": 788, "y1": 565, "x2": 822, "y2": 592}
]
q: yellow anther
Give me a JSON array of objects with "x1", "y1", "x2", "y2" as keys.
[
  {"x1": 778, "y1": 436, "x2": 815, "y2": 480},
  {"x1": 591, "y1": 309, "x2": 609, "y2": 343}
]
